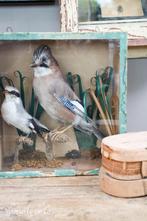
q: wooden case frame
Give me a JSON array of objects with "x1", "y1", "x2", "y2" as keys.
[{"x1": 0, "y1": 32, "x2": 127, "y2": 178}]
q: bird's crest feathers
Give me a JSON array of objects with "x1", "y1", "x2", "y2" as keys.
[{"x1": 33, "y1": 45, "x2": 51, "y2": 60}]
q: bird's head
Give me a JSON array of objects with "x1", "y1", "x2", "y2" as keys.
[
  {"x1": 3, "y1": 86, "x2": 20, "y2": 100},
  {"x1": 30, "y1": 45, "x2": 52, "y2": 69}
]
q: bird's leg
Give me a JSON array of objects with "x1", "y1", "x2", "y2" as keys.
[
  {"x1": 42, "y1": 135, "x2": 54, "y2": 161},
  {"x1": 14, "y1": 135, "x2": 34, "y2": 164},
  {"x1": 14, "y1": 139, "x2": 22, "y2": 164},
  {"x1": 49, "y1": 125, "x2": 72, "y2": 143},
  {"x1": 17, "y1": 135, "x2": 33, "y2": 145}
]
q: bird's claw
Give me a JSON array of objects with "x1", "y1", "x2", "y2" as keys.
[
  {"x1": 49, "y1": 131, "x2": 70, "y2": 143},
  {"x1": 16, "y1": 136, "x2": 33, "y2": 145},
  {"x1": 45, "y1": 151, "x2": 54, "y2": 161},
  {"x1": 54, "y1": 134, "x2": 70, "y2": 143},
  {"x1": 42, "y1": 133, "x2": 49, "y2": 143}
]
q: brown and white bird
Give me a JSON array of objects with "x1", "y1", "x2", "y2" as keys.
[{"x1": 31, "y1": 45, "x2": 103, "y2": 141}]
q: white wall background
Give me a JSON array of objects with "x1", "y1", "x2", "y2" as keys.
[
  {"x1": 0, "y1": 4, "x2": 60, "y2": 32},
  {"x1": 127, "y1": 58, "x2": 147, "y2": 132}
]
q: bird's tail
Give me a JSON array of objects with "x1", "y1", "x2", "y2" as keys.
[
  {"x1": 55, "y1": 95, "x2": 104, "y2": 140},
  {"x1": 75, "y1": 119, "x2": 104, "y2": 140},
  {"x1": 92, "y1": 125, "x2": 104, "y2": 140},
  {"x1": 29, "y1": 118, "x2": 50, "y2": 136}
]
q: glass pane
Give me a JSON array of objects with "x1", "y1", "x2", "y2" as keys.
[
  {"x1": 78, "y1": 0, "x2": 147, "y2": 22},
  {"x1": 0, "y1": 38, "x2": 122, "y2": 174}
]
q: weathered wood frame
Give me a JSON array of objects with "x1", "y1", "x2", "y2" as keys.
[
  {"x1": 0, "y1": 0, "x2": 54, "y2": 3},
  {"x1": 60, "y1": 0, "x2": 147, "y2": 46},
  {"x1": 0, "y1": 32, "x2": 127, "y2": 178}
]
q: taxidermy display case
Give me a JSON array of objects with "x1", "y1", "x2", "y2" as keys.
[{"x1": 0, "y1": 32, "x2": 127, "y2": 178}]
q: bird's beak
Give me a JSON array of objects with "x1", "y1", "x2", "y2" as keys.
[
  {"x1": 30, "y1": 63, "x2": 37, "y2": 68},
  {"x1": 30, "y1": 63, "x2": 38, "y2": 68}
]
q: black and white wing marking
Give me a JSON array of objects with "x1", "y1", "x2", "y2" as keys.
[
  {"x1": 54, "y1": 95, "x2": 85, "y2": 117},
  {"x1": 28, "y1": 118, "x2": 50, "y2": 136}
]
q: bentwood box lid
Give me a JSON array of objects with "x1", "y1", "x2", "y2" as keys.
[{"x1": 101, "y1": 131, "x2": 147, "y2": 162}]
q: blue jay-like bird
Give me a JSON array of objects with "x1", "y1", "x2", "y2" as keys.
[
  {"x1": 1, "y1": 86, "x2": 53, "y2": 161},
  {"x1": 31, "y1": 45, "x2": 103, "y2": 141}
]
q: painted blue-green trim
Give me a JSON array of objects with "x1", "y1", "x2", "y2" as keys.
[
  {"x1": 0, "y1": 32, "x2": 127, "y2": 178},
  {"x1": 83, "y1": 168, "x2": 99, "y2": 175},
  {"x1": 0, "y1": 171, "x2": 45, "y2": 178},
  {"x1": 0, "y1": 168, "x2": 100, "y2": 178},
  {"x1": 119, "y1": 34, "x2": 128, "y2": 133},
  {"x1": 0, "y1": 32, "x2": 126, "y2": 40},
  {"x1": 55, "y1": 169, "x2": 77, "y2": 177}
]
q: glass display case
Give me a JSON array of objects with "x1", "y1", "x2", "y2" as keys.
[
  {"x1": 0, "y1": 32, "x2": 127, "y2": 177},
  {"x1": 78, "y1": 0, "x2": 147, "y2": 22},
  {"x1": 60, "y1": 0, "x2": 147, "y2": 45}
]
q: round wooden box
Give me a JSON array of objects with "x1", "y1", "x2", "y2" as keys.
[{"x1": 99, "y1": 132, "x2": 147, "y2": 197}]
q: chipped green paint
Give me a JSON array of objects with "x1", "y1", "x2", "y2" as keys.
[
  {"x1": 0, "y1": 168, "x2": 99, "y2": 178},
  {"x1": 55, "y1": 169, "x2": 77, "y2": 177},
  {"x1": 83, "y1": 168, "x2": 100, "y2": 176},
  {"x1": 0, "y1": 32, "x2": 126, "y2": 41},
  {"x1": 119, "y1": 34, "x2": 128, "y2": 133},
  {"x1": 0, "y1": 171, "x2": 45, "y2": 179},
  {"x1": 0, "y1": 32, "x2": 127, "y2": 178}
]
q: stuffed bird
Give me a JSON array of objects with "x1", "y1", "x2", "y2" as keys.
[
  {"x1": 1, "y1": 86, "x2": 53, "y2": 161},
  {"x1": 31, "y1": 45, "x2": 103, "y2": 141},
  {"x1": 1, "y1": 86, "x2": 50, "y2": 136}
]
